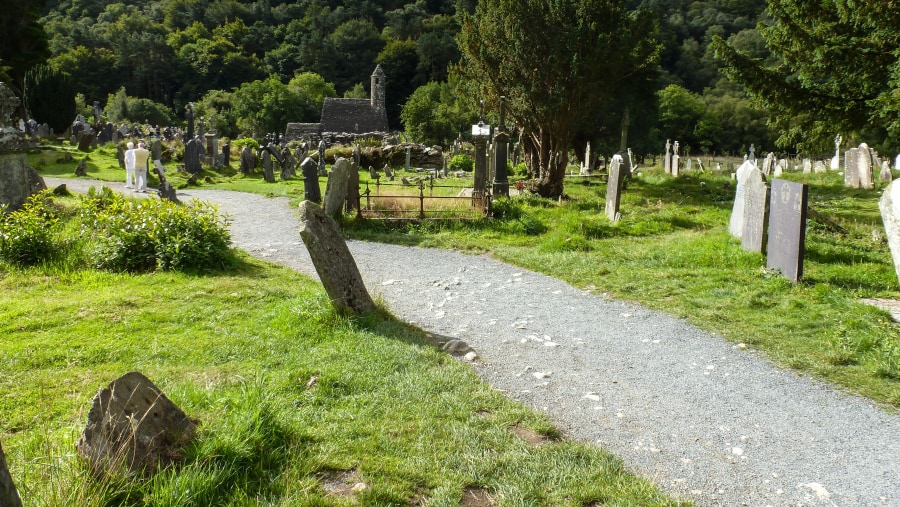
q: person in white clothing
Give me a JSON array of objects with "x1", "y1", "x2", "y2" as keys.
[
  {"x1": 124, "y1": 141, "x2": 135, "y2": 188},
  {"x1": 133, "y1": 142, "x2": 151, "y2": 192}
]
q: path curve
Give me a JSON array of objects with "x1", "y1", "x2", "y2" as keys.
[{"x1": 46, "y1": 178, "x2": 900, "y2": 507}]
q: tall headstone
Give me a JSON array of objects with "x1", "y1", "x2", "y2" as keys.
[
  {"x1": 301, "y1": 157, "x2": 321, "y2": 203},
  {"x1": 472, "y1": 123, "x2": 490, "y2": 197},
  {"x1": 845, "y1": 148, "x2": 860, "y2": 188},
  {"x1": 880, "y1": 161, "x2": 893, "y2": 182},
  {"x1": 605, "y1": 155, "x2": 625, "y2": 223},
  {"x1": 663, "y1": 139, "x2": 672, "y2": 174},
  {"x1": 405, "y1": 145, "x2": 411, "y2": 172},
  {"x1": 317, "y1": 140, "x2": 326, "y2": 176},
  {"x1": 299, "y1": 201, "x2": 376, "y2": 315},
  {"x1": 766, "y1": 179, "x2": 809, "y2": 283},
  {"x1": 671, "y1": 141, "x2": 680, "y2": 176},
  {"x1": 879, "y1": 180, "x2": 900, "y2": 287},
  {"x1": 492, "y1": 97, "x2": 510, "y2": 198},
  {"x1": 761, "y1": 152, "x2": 774, "y2": 175},
  {"x1": 813, "y1": 160, "x2": 826, "y2": 173},
  {"x1": 801, "y1": 158, "x2": 812, "y2": 174},
  {"x1": 858, "y1": 143, "x2": 874, "y2": 189},
  {"x1": 831, "y1": 134, "x2": 842, "y2": 170},
  {"x1": 240, "y1": 145, "x2": 255, "y2": 174},
  {"x1": 261, "y1": 148, "x2": 275, "y2": 182},
  {"x1": 184, "y1": 138, "x2": 202, "y2": 174},
  {"x1": 895, "y1": 154, "x2": 900, "y2": 171},
  {"x1": 324, "y1": 158, "x2": 351, "y2": 217},
  {"x1": 346, "y1": 145, "x2": 361, "y2": 214},
  {"x1": 729, "y1": 160, "x2": 757, "y2": 238},
  {"x1": 581, "y1": 141, "x2": 592, "y2": 176},
  {"x1": 741, "y1": 167, "x2": 769, "y2": 254}
]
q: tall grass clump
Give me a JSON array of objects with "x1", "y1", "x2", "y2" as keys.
[{"x1": 79, "y1": 187, "x2": 233, "y2": 272}]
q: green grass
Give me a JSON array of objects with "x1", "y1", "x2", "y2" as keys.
[{"x1": 0, "y1": 255, "x2": 687, "y2": 506}]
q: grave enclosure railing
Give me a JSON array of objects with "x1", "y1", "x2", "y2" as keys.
[{"x1": 358, "y1": 179, "x2": 491, "y2": 220}]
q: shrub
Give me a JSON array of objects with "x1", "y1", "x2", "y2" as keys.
[
  {"x1": 80, "y1": 190, "x2": 233, "y2": 272},
  {"x1": 0, "y1": 191, "x2": 61, "y2": 266},
  {"x1": 449, "y1": 154, "x2": 474, "y2": 173}
]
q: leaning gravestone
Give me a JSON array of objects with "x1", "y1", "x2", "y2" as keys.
[
  {"x1": 845, "y1": 148, "x2": 860, "y2": 188},
  {"x1": 741, "y1": 167, "x2": 769, "y2": 254},
  {"x1": 76, "y1": 372, "x2": 196, "y2": 475},
  {"x1": 766, "y1": 179, "x2": 809, "y2": 283},
  {"x1": 301, "y1": 157, "x2": 321, "y2": 203},
  {"x1": 0, "y1": 440, "x2": 23, "y2": 507},
  {"x1": 728, "y1": 160, "x2": 757, "y2": 238},
  {"x1": 605, "y1": 155, "x2": 625, "y2": 222},
  {"x1": 879, "y1": 180, "x2": 900, "y2": 287},
  {"x1": 299, "y1": 200, "x2": 376, "y2": 315},
  {"x1": 324, "y1": 158, "x2": 351, "y2": 217},
  {"x1": 76, "y1": 131, "x2": 94, "y2": 152}
]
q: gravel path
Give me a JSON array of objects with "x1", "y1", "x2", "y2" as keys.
[{"x1": 47, "y1": 178, "x2": 900, "y2": 507}]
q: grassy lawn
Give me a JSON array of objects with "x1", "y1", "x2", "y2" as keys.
[
  {"x1": 26, "y1": 141, "x2": 900, "y2": 412},
  {"x1": 1, "y1": 255, "x2": 686, "y2": 505}
]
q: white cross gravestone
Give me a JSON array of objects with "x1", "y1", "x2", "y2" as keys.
[{"x1": 728, "y1": 160, "x2": 757, "y2": 238}]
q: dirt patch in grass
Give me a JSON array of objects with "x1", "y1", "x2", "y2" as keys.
[
  {"x1": 511, "y1": 425, "x2": 551, "y2": 445},
  {"x1": 320, "y1": 469, "x2": 366, "y2": 497},
  {"x1": 461, "y1": 487, "x2": 494, "y2": 506}
]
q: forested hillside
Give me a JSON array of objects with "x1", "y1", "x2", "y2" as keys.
[{"x1": 5, "y1": 0, "x2": 785, "y2": 154}]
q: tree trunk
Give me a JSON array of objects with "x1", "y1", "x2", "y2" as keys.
[{"x1": 522, "y1": 127, "x2": 567, "y2": 198}]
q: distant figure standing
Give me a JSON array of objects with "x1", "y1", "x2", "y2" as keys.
[
  {"x1": 124, "y1": 141, "x2": 136, "y2": 189},
  {"x1": 133, "y1": 141, "x2": 151, "y2": 192}
]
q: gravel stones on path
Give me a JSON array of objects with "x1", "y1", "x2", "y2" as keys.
[{"x1": 46, "y1": 179, "x2": 900, "y2": 507}]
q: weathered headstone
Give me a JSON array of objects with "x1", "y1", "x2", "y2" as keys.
[
  {"x1": 605, "y1": 155, "x2": 625, "y2": 223},
  {"x1": 879, "y1": 180, "x2": 900, "y2": 287},
  {"x1": 741, "y1": 167, "x2": 769, "y2": 254},
  {"x1": 221, "y1": 143, "x2": 230, "y2": 167},
  {"x1": 813, "y1": 160, "x2": 826, "y2": 173},
  {"x1": 184, "y1": 138, "x2": 202, "y2": 174},
  {"x1": 0, "y1": 84, "x2": 47, "y2": 212},
  {"x1": 671, "y1": 141, "x2": 680, "y2": 177},
  {"x1": 76, "y1": 131, "x2": 94, "y2": 152},
  {"x1": 729, "y1": 160, "x2": 757, "y2": 238},
  {"x1": 317, "y1": 140, "x2": 326, "y2": 176},
  {"x1": 761, "y1": 152, "x2": 774, "y2": 175},
  {"x1": 154, "y1": 167, "x2": 180, "y2": 204},
  {"x1": 581, "y1": 141, "x2": 592, "y2": 176},
  {"x1": 801, "y1": 158, "x2": 812, "y2": 173},
  {"x1": 261, "y1": 149, "x2": 275, "y2": 182},
  {"x1": 858, "y1": 143, "x2": 874, "y2": 189},
  {"x1": 845, "y1": 148, "x2": 860, "y2": 188},
  {"x1": 324, "y1": 158, "x2": 351, "y2": 217},
  {"x1": 280, "y1": 146, "x2": 296, "y2": 180},
  {"x1": 346, "y1": 147, "x2": 361, "y2": 214},
  {"x1": 895, "y1": 154, "x2": 900, "y2": 171},
  {"x1": 663, "y1": 139, "x2": 672, "y2": 174},
  {"x1": 301, "y1": 157, "x2": 321, "y2": 203},
  {"x1": 74, "y1": 159, "x2": 87, "y2": 176},
  {"x1": 831, "y1": 134, "x2": 842, "y2": 170},
  {"x1": 880, "y1": 161, "x2": 893, "y2": 182},
  {"x1": 240, "y1": 146, "x2": 255, "y2": 174},
  {"x1": 299, "y1": 201, "x2": 376, "y2": 315},
  {"x1": 766, "y1": 179, "x2": 809, "y2": 283},
  {"x1": 0, "y1": 440, "x2": 22, "y2": 507},
  {"x1": 76, "y1": 372, "x2": 196, "y2": 475}
]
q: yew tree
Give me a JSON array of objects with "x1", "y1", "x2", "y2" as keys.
[
  {"x1": 713, "y1": 0, "x2": 900, "y2": 152},
  {"x1": 456, "y1": 0, "x2": 659, "y2": 198}
]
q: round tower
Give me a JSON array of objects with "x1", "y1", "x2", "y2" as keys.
[{"x1": 370, "y1": 65, "x2": 386, "y2": 112}]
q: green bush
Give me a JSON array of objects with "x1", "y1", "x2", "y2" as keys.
[
  {"x1": 0, "y1": 191, "x2": 61, "y2": 266},
  {"x1": 79, "y1": 189, "x2": 233, "y2": 272},
  {"x1": 449, "y1": 154, "x2": 474, "y2": 172}
]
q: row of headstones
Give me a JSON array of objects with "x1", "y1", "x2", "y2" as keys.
[
  {"x1": 730, "y1": 161, "x2": 808, "y2": 282},
  {"x1": 844, "y1": 144, "x2": 895, "y2": 188}
]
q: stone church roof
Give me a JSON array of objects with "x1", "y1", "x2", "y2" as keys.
[{"x1": 320, "y1": 97, "x2": 388, "y2": 134}]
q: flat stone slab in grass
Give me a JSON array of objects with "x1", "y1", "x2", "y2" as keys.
[
  {"x1": 76, "y1": 372, "x2": 196, "y2": 476},
  {"x1": 299, "y1": 200, "x2": 376, "y2": 315}
]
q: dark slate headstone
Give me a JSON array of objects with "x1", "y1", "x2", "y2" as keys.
[
  {"x1": 741, "y1": 168, "x2": 769, "y2": 254},
  {"x1": 184, "y1": 138, "x2": 202, "y2": 174},
  {"x1": 766, "y1": 179, "x2": 808, "y2": 283},
  {"x1": 261, "y1": 149, "x2": 275, "y2": 182},
  {"x1": 76, "y1": 131, "x2": 94, "y2": 152},
  {"x1": 116, "y1": 143, "x2": 126, "y2": 169},
  {"x1": 299, "y1": 201, "x2": 376, "y2": 315},
  {"x1": 0, "y1": 440, "x2": 22, "y2": 507},
  {"x1": 76, "y1": 372, "x2": 196, "y2": 476},
  {"x1": 221, "y1": 143, "x2": 231, "y2": 167},
  {"x1": 301, "y1": 157, "x2": 321, "y2": 203},
  {"x1": 605, "y1": 155, "x2": 625, "y2": 222},
  {"x1": 240, "y1": 146, "x2": 255, "y2": 174}
]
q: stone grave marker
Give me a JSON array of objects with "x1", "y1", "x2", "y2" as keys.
[
  {"x1": 845, "y1": 148, "x2": 860, "y2": 188},
  {"x1": 802, "y1": 158, "x2": 812, "y2": 173},
  {"x1": 346, "y1": 147, "x2": 361, "y2": 214},
  {"x1": 879, "y1": 180, "x2": 900, "y2": 287},
  {"x1": 299, "y1": 201, "x2": 376, "y2": 315},
  {"x1": 859, "y1": 143, "x2": 874, "y2": 189},
  {"x1": 240, "y1": 146, "x2": 255, "y2": 174},
  {"x1": 605, "y1": 155, "x2": 625, "y2": 223},
  {"x1": 301, "y1": 157, "x2": 321, "y2": 203},
  {"x1": 76, "y1": 372, "x2": 196, "y2": 476},
  {"x1": 741, "y1": 167, "x2": 769, "y2": 254},
  {"x1": 880, "y1": 161, "x2": 893, "y2": 182},
  {"x1": 0, "y1": 440, "x2": 22, "y2": 507},
  {"x1": 76, "y1": 131, "x2": 94, "y2": 152},
  {"x1": 663, "y1": 139, "x2": 672, "y2": 174},
  {"x1": 728, "y1": 160, "x2": 757, "y2": 238},
  {"x1": 184, "y1": 138, "x2": 202, "y2": 174},
  {"x1": 261, "y1": 149, "x2": 275, "y2": 182},
  {"x1": 813, "y1": 160, "x2": 826, "y2": 173},
  {"x1": 766, "y1": 178, "x2": 809, "y2": 283},
  {"x1": 324, "y1": 158, "x2": 351, "y2": 217}
]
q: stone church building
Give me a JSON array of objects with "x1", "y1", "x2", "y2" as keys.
[{"x1": 285, "y1": 65, "x2": 389, "y2": 141}]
